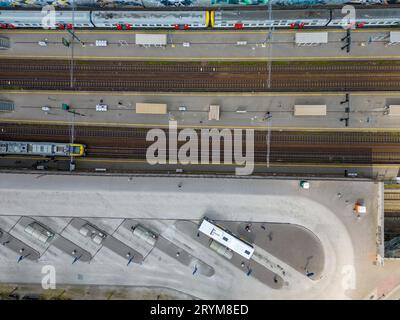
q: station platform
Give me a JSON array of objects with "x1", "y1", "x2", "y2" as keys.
[
  {"x1": 1, "y1": 28, "x2": 400, "y2": 61},
  {"x1": 1, "y1": 90, "x2": 400, "y2": 131}
]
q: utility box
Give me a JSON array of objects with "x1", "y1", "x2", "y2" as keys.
[
  {"x1": 95, "y1": 40, "x2": 108, "y2": 47},
  {"x1": 354, "y1": 199, "x2": 366, "y2": 215},
  {"x1": 62, "y1": 103, "x2": 70, "y2": 111},
  {"x1": 96, "y1": 104, "x2": 108, "y2": 112},
  {"x1": 355, "y1": 205, "x2": 367, "y2": 214},
  {"x1": 208, "y1": 104, "x2": 220, "y2": 121},
  {"x1": 299, "y1": 180, "x2": 310, "y2": 189}
]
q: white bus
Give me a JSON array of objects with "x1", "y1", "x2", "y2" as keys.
[{"x1": 198, "y1": 218, "x2": 254, "y2": 259}]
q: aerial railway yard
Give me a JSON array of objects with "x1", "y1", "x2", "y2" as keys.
[
  {"x1": 2, "y1": 13, "x2": 400, "y2": 300},
  {"x1": 3, "y1": 60, "x2": 400, "y2": 92}
]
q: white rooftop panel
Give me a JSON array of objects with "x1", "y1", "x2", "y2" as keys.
[
  {"x1": 135, "y1": 34, "x2": 167, "y2": 46},
  {"x1": 390, "y1": 32, "x2": 400, "y2": 43},
  {"x1": 295, "y1": 32, "x2": 328, "y2": 44},
  {"x1": 199, "y1": 219, "x2": 254, "y2": 259}
]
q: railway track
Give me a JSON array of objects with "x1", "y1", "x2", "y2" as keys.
[
  {"x1": 85, "y1": 146, "x2": 395, "y2": 164},
  {"x1": 2, "y1": 123, "x2": 400, "y2": 165},
  {"x1": 382, "y1": 189, "x2": 400, "y2": 242},
  {"x1": 3, "y1": 124, "x2": 400, "y2": 146},
  {"x1": 2, "y1": 60, "x2": 400, "y2": 73},
  {"x1": 384, "y1": 190, "x2": 400, "y2": 213},
  {"x1": 2, "y1": 60, "x2": 400, "y2": 92},
  {"x1": 3, "y1": 78, "x2": 400, "y2": 92}
]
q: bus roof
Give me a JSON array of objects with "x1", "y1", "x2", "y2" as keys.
[{"x1": 199, "y1": 218, "x2": 254, "y2": 259}]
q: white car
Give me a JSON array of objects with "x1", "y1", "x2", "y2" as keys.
[{"x1": 96, "y1": 104, "x2": 108, "y2": 112}]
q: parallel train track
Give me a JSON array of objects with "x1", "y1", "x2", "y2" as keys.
[
  {"x1": 2, "y1": 60, "x2": 400, "y2": 92},
  {"x1": 3, "y1": 124, "x2": 400, "y2": 145},
  {"x1": 2, "y1": 123, "x2": 400, "y2": 164}
]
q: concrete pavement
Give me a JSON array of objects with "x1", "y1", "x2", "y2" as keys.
[
  {"x1": 2, "y1": 90, "x2": 400, "y2": 131},
  {"x1": 0, "y1": 173, "x2": 386, "y2": 299},
  {"x1": 1, "y1": 28, "x2": 400, "y2": 61}
]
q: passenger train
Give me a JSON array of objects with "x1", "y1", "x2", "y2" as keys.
[
  {"x1": 0, "y1": 141, "x2": 86, "y2": 157},
  {"x1": 1, "y1": 7, "x2": 400, "y2": 29}
]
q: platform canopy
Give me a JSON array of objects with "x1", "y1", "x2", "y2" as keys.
[
  {"x1": 135, "y1": 34, "x2": 167, "y2": 46},
  {"x1": 295, "y1": 32, "x2": 328, "y2": 45},
  {"x1": 294, "y1": 105, "x2": 327, "y2": 116},
  {"x1": 390, "y1": 32, "x2": 400, "y2": 44}
]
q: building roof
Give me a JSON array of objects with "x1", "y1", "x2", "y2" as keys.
[
  {"x1": 295, "y1": 32, "x2": 328, "y2": 44},
  {"x1": 390, "y1": 32, "x2": 400, "y2": 43},
  {"x1": 135, "y1": 33, "x2": 167, "y2": 46}
]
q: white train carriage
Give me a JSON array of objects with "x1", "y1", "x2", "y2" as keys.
[
  {"x1": 212, "y1": 9, "x2": 330, "y2": 28},
  {"x1": 91, "y1": 10, "x2": 208, "y2": 28},
  {"x1": 0, "y1": 141, "x2": 85, "y2": 157},
  {"x1": 329, "y1": 8, "x2": 400, "y2": 27},
  {"x1": 0, "y1": 10, "x2": 93, "y2": 28},
  {"x1": 199, "y1": 217, "x2": 255, "y2": 259}
]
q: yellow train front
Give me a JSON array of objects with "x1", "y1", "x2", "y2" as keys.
[
  {"x1": 69, "y1": 143, "x2": 86, "y2": 157},
  {"x1": 0, "y1": 141, "x2": 86, "y2": 157}
]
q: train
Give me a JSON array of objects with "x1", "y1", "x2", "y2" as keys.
[
  {"x1": 1, "y1": 7, "x2": 400, "y2": 29},
  {"x1": 0, "y1": 141, "x2": 86, "y2": 157},
  {"x1": 0, "y1": 0, "x2": 396, "y2": 10}
]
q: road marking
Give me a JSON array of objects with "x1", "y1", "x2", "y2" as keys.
[{"x1": 1, "y1": 117, "x2": 400, "y2": 132}]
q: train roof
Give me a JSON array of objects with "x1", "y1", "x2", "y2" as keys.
[
  {"x1": 214, "y1": 9, "x2": 331, "y2": 21},
  {"x1": 0, "y1": 10, "x2": 91, "y2": 24},
  {"x1": 91, "y1": 10, "x2": 206, "y2": 20},
  {"x1": 331, "y1": 8, "x2": 400, "y2": 19}
]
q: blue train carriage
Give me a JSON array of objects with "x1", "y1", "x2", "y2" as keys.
[{"x1": 0, "y1": 141, "x2": 86, "y2": 157}]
